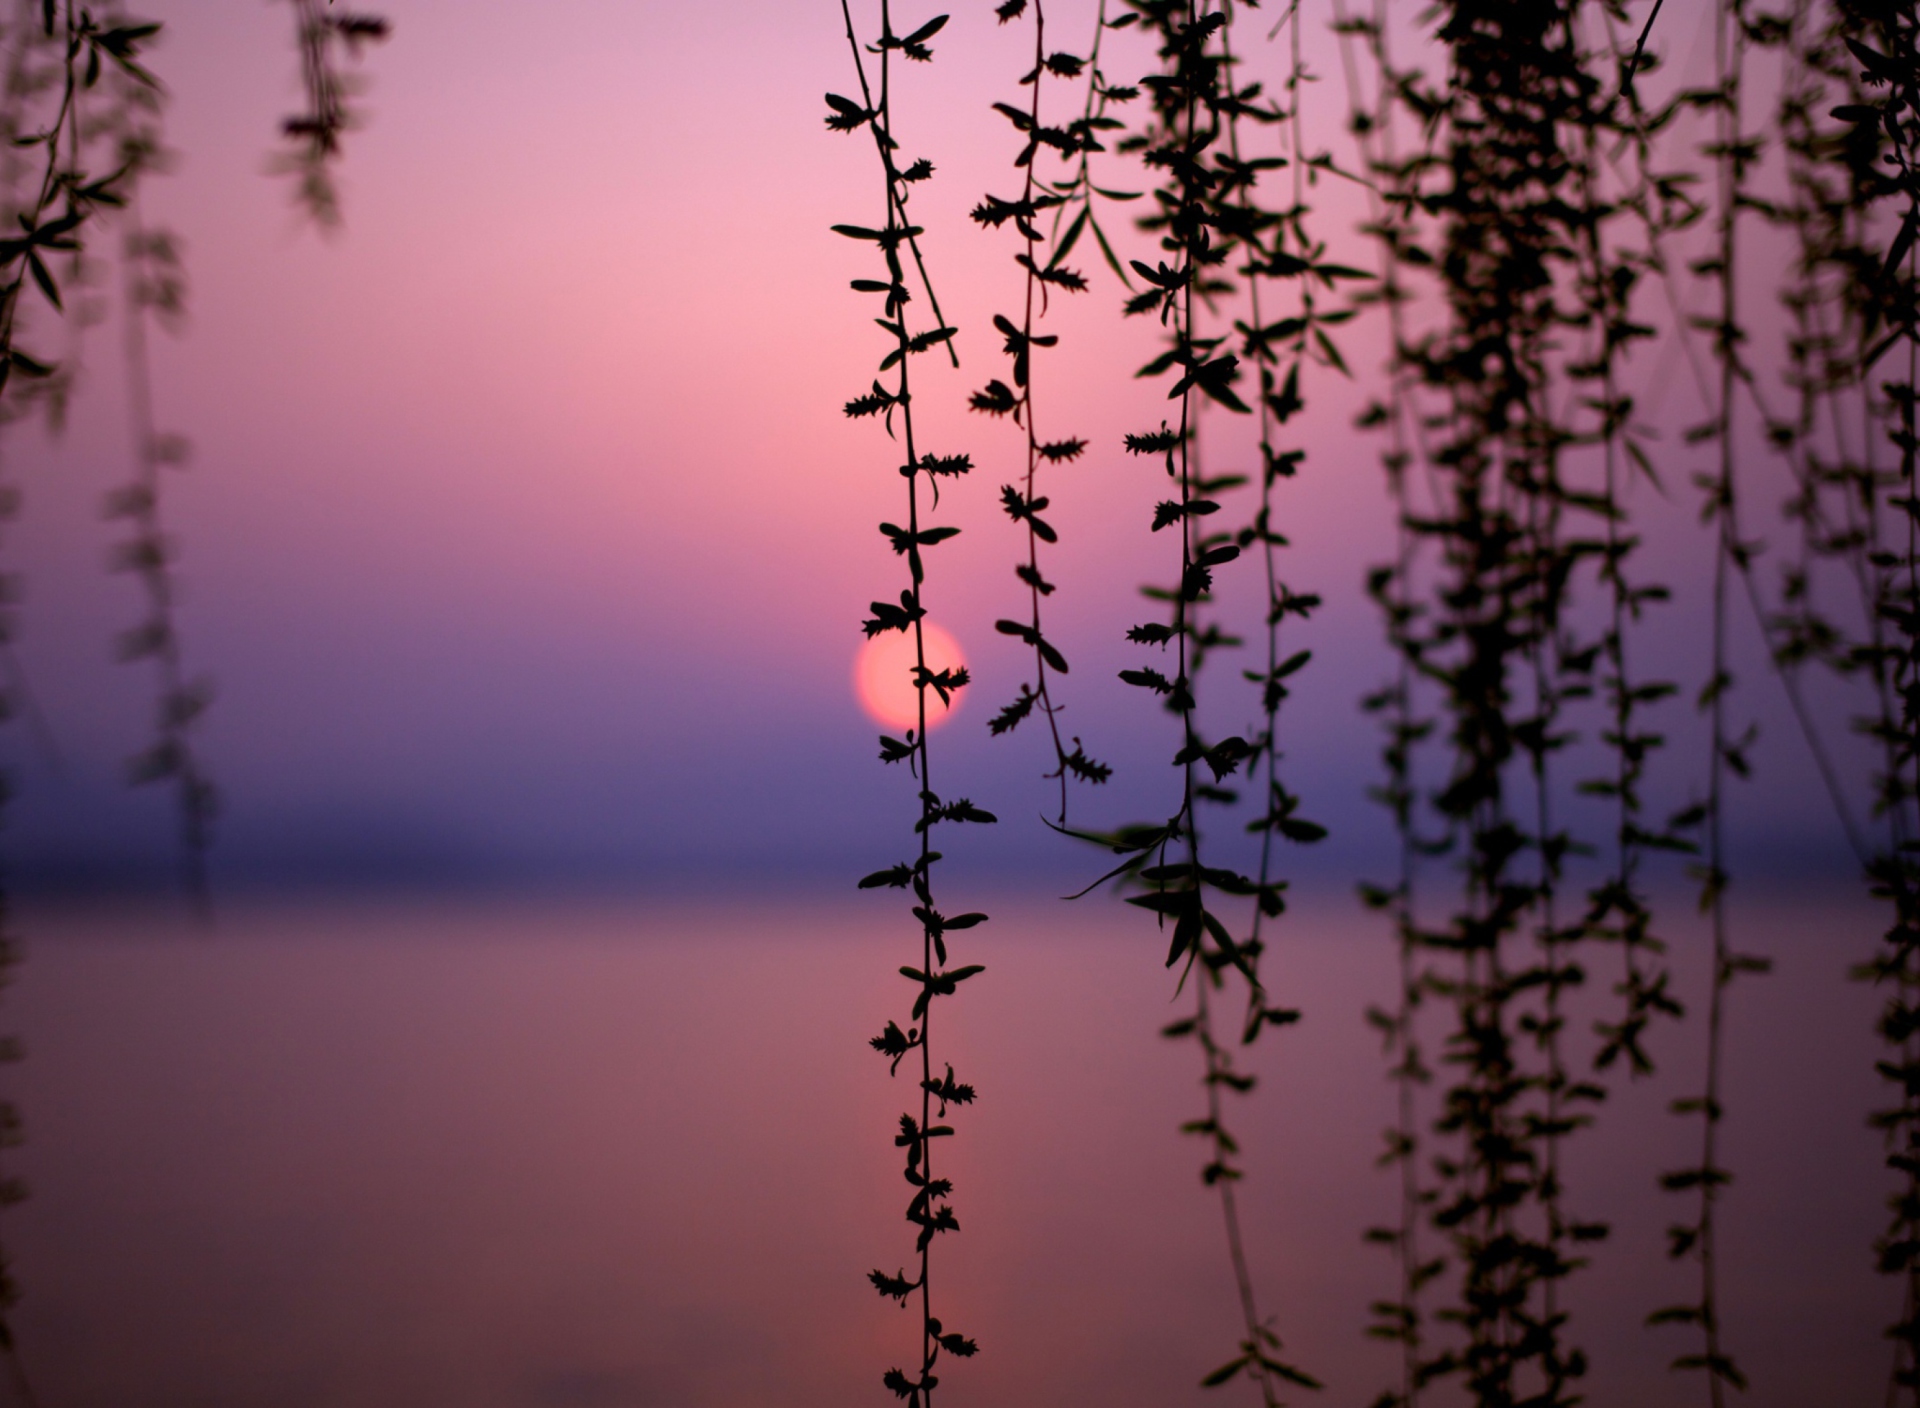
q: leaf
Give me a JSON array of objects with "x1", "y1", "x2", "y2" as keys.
[
  {"x1": 26, "y1": 251, "x2": 57, "y2": 310},
  {"x1": 824, "y1": 92, "x2": 873, "y2": 132},
  {"x1": 1200, "y1": 1354, "x2": 1249, "y2": 1388},
  {"x1": 902, "y1": 14, "x2": 949, "y2": 46},
  {"x1": 1888, "y1": 207, "x2": 1920, "y2": 285},
  {"x1": 869, "y1": 1267, "x2": 917, "y2": 1301},
  {"x1": 1125, "y1": 427, "x2": 1180, "y2": 455},
  {"x1": 1051, "y1": 204, "x2": 1089, "y2": 267},
  {"x1": 1062, "y1": 743, "x2": 1111, "y2": 784},
  {"x1": 919, "y1": 452, "x2": 972, "y2": 477},
  {"x1": 859, "y1": 863, "x2": 913, "y2": 890},
  {"x1": 864, "y1": 591, "x2": 925, "y2": 638},
  {"x1": 990, "y1": 685, "x2": 1037, "y2": 735},
  {"x1": 970, "y1": 380, "x2": 1018, "y2": 416},
  {"x1": 1090, "y1": 213, "x2": 1132, "y2": 287}
]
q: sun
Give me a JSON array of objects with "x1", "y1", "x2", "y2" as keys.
[{"x1": 855, "y1": 622, "x2": 966, "y2": 732}]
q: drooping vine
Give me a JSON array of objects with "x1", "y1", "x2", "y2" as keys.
[
  {"x1": 1836, "y1": 11, "x2": 1920, "y2": 1395},
  {"x1": 1226, "y1": 0, "x2": 1341, "y2": 988},
  {"x1": 109, "y1": 200, "x2": 215, "y2": 908},
  {"x1": 830, "y1": 7, "x2": 990, "y2": 1406},
  {"x1": 1645, "y1": 6, "x2": 1767, "y2": 1398},
  {"x1": 1048, "y1": 0, "x2": 1143, "y2": 286},
  {"x1": 1351, "y1": 4, "x2": 1675, "y2": 1398},
  {"x1": 1060, "y1": 4, "x2": 1316, "y2": 1400},
  {"x1": 1580, "y1": 0, "x2": 1689, "y2": 1121},
  {"x1": 973, "y1": 0, "x2": 1112, "y2": 818},
  {"x1": 1335, "y1": 5, "x2": 1438, "y2": 1400}
]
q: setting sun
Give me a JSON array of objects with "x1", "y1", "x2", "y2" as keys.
[{"x1": 854, "y1": 622, "x2": 965, "y2": 732}]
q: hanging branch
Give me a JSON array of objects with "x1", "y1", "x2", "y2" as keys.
[
  {"x1": 1045, "y1": 0, "x2": 1144, "y2": 288},
  {"x1": 1061, "y1": 4, "x2": 1315, "y2": 1401},
  {"x1": 832, "y1": 7, "x2": 989, "y2": 1407},
  {"x1": 276, "y1": 0, "x2": 389, "y2": 227},
  {"x1": 973, "y1": 0, "x2": 1112, "y2": 818},
  {"x1": 1334, "y1": 3, "x2": 1438, "y2": 1401},
  {"x1": 1580, "y1": 0, "x2": 1692, "y2": 1111},
  {"x1": 1649, "y1": 6, "x2": 1769, "y2": 1398},
  {"x1": 1214, "y1": 7, "x2": 1351, "y2": 1386},
  {"x1": 1227, "y1": 0, "x2": 1341, "y2": 970},
  {"x1": 1355, "y1": 3, "x2": 1677, "y2": 1398},
  {"x1": 109, "y1": 198, "x2": 215, "y2": 911}
]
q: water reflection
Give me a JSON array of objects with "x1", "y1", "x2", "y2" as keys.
[{"x1": 0, "y1": 891, "x2": 1890, "y2": 1406}]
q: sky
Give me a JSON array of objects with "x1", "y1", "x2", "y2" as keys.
[{"x1": 0, "y1": 0, "x2": 1873, "y2": 894}]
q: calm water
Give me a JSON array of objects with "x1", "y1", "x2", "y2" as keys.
[{"x1": 0, "y1": 889, "x2": 1891, "y2": 1406}]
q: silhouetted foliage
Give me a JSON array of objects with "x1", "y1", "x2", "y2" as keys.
[
  {"x1": 833, "y1": 6, "x2": 991, "y2": 1405},
  {"x1": 975, "y1": 0, "x2": 1113, "y2": 818},
  {"x1": 1064, "y1": 2, "x2": 1325, "y2": 1398},
  {"x1": 825, "y1": 2, "x2": 1918, "y2": 1403}
]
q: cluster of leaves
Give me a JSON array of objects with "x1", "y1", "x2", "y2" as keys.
[
  {"x1": 971, "y1": 0, "x2": 1112, "y2": 819},
  {"x1": 830, "y1": 7, "x2": 988, "y2": 1405},
  {"x1": 276, "y1": 0, "x2": 389, "y2": 226},
  {"x1": 0, "y1": 2, "x2": 159, "y2": 401}
]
